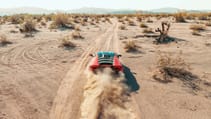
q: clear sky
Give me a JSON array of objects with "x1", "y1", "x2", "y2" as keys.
[{"x1": 1, "y1": 0, "x2": 211, "y2": 10}]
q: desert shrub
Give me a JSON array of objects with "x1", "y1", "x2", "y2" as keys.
[
  {"x1": 71, "y1": 31, "x2": 84, "y2": 39},
  {"x1": 198, "y1": 15, "x2": 209, "y2": 20},
  {"x1": 140, "y1": 23, "x2": 148, "y2": 28},
  {"x1": 153, "y1": 53, "x2": 198, "y2": 86},
  {"x1": 33, "y1": 15, "x2": 43, "y2": 22},
  {"x1": 157, "y1": 54, "x2": 188, "y2": 69},
  {"x1": 146, "y1": 19, "x2": 153, "y2": 23},
  {"x1": 105, "y1": 17, "x2": 112, "y2": 23},
  {"x1": 190, "y1": 24, "x2": 206, "y2": 31},
  {"x1": 49, "y1": 23, "x2": 57, "y2": 29},
  {"x1": 51, "y1": 13, "x2": 69, "y2": 28},
  {"x1": 95, "y1": 20, "x2": 99, "y2": 24},
  {"x1": 44, "y1": 15, "x2": 53, "y2": 22},
  {"x1": 19, "y1": 20, "x2": 37, "y2": 37},
  {"x1": 101, "y1": 19, "x2": 106, "y2": 23},
  {"x1": 205, "y1": 22, "x2": 211, "y2": 26},
  {"x1": 137, "y1": 16, "x2": 142, "y2": 22},
  {"x1": 174, "y1": 12, "x2": 186, "y2": 23},
  {"x1": 73, "y1": 19, "x2": 81, "y2": 24},
  {"x1": 81, "y1": 21, "x2": 87, "y2": 26},
  {"x1": 9, "y1": 15, "x2": 23, "y2": 24},
  {"x1": 128, "y1": 20, "x2": 136, "y2": 26},
  {"x1": 0, "y1": 20, "x2": 4, "y2": 25},
  {"x1": 40, "y1": 21, "x2": 46, "y2": 26},
  {"x1": 10, "y1": 30, "x2": 18, "y2": 33},
  {"x1": 0, "y1": 34, "x2": 12, "y2": 46},
  {"x1": 192, "y1": 30, "x2": 201, "y2": 36},
  {"x1": 119, "y1": 25, "x2": 126, "y2": 30},
  {"x1": 125, "y1": 17, "x2": 130, "y2": 21},
  {"x1": 90, "y1": 22, "x2": 96, "y2": 25},
  {"x1": 74, "y1": 26, "x2": 81, "y2": 31},
  {"x1": 59, "y1": 36, "x2": 76, "y2": 49},
  {"x1": 205, "y1": 43, "x2": 211, "y2": 47},
  {"x1": 186, "y1": 15, "x2": 195, "y2": 20},
  {"x1": 124, "y1": 40, "x2": 139, "y2": 52},
  {"x1": 143, "y1": 28, "x2": 154, "y2": 33},
  {"x1": 118, "y1": 19, "x2": 124, "y2": 23},
  {"x1": 83, "y1": 18, "x2": 88, "y2": 22}
]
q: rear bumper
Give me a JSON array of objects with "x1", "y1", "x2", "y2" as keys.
[{"x1": 89, "y1": 65, "x2": 123, "y2": 72}]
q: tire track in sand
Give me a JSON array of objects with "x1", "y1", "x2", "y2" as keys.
[
  {"x1": 0, "y1": 41, "x2": 60, "y2": 119},
  {"x1": 50, "y1": 20, "x2": 137, "y2": 119},
  {"x1": 80, "y1": 21, "x2": 137, "y2": 119},
  {"x1": 49, "y1": 22, "x2": 116, "y2": 119}
]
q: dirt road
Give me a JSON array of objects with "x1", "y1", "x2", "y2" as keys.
[{"x1": 49, "y1": 20, "x2": 138, "y2": 119}]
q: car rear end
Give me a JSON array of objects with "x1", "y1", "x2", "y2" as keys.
[{"x1": 89, "y1": 52, "x2": 123, "y2": 72}]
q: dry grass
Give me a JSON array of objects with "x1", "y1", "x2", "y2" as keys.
[
  {"x1": 10, "y1": 30, "x2": 19, "y2": 33},
  {"x1": 105, "y1": 17, "x2": 112, "y2": 23},
  {"x1": 186, "y1": 15, "x2": 195, "y2": 20},
  {"x1": 51, "y1": 13, "x2": 69, "y2": 28},
  {"x1": 143, "y1": 28, "x2": 154, "y2": 33},
  {"x1": 9, "y1": 15, "x2": 23, "y2": 24},
  {"x1": 74, "y1": 26, "x2": 81, "y2": 31},
  {"x1": 0, "y1": 34, "x2": 12, "y2": 46},
  {"x1": 137, "y1": 17, "x2": 142, "y2": 22},
  {"x1": 59, "y1": 36, "x2": 76, "y2": 49},
  {"x1": 73, "y1": 19, "x2": 81, "y2": 24},
  {"x1": 128, "y1": 20, "x2": 136, "y2": 26},
  {"x1": 90, "y1": 22, "x2": 96, "y2": 25},
  {"x1": 101, "y1": 19, "x2": 106, "y2": 23},
  {"x1": 146, "y1": 19, "x2": 153, "y2": 23},
  {"x1": 40, "y1": 21, "x2": 46, "y2": 26},
  {"x1": 190, "y1": 24, "x2": 206, "y2": 31},
  {"x1": 140, "y1": 23, "x2": 148, "y2": 28},
  {"x1": 96, "y1": 19, "x2": 100, "y2": 24},
  {"x1": 153, "y1": 53, "x2": 198, "y2": 87},
  {"x1": 205, "y1": 42, "x2": 211, "y2": 47},
  {"x1": 125, "y1": 17, "x2": 130, "y2": 21},
  {"x1": 118, "y1": 19, "x2": 124, "y2": 23},
  {"x1": 124, "y1": 40, "x2": 139, "y2": 52},
  {"x1": 71, "y1": 31, "x2": 84, "y2": 39},
  {"x1": 0, "y1": 18, "x2": 5, "y2": 24},
  {"x1": 119, "y1": 25, "x2": 126, "y2": 30},
  {"x1": 157, "y1": 53, "x2": 188, "y2": 69},
  {"x1": 19, "y1": 20, "x2": 37, "y2": 34},
  {"x1": 192, "y1": 30, "x2": 201, "y2": 36},
  {"x1": 174, "y1": 12, "x2": 186, "y2": 23},
  {"x1": 198, "y1": 15, "x2": 209, "y2": 20},
  {"x1": 81, "y1": 21, "x2": 87, "y2": 26},
  {"x1": 205, "y1": 22, "x2": 211, "y2": 26}
]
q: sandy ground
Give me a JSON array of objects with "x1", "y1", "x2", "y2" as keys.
[{"x1": 0, "y1": 17, "x2": 211, "y2": 119}]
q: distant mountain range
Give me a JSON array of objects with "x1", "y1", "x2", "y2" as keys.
[
  {"x1": 0, "y1": 7, "x2": 51, "y2": 15},
  {"x1": 0, "y1": 7, "x2": 211, "y2": 15},
  {"x1": 148, "y1": 7, "x2": 211, "y2": 13},
  {"x1": 67, "y1": 7, "x2": 137, "y2": 14}
]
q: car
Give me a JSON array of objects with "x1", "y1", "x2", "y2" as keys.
[{"x1": 89, "y1": 51, "x2": 123, "y2": 73}]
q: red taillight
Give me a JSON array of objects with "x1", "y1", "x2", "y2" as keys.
[{"x1": 113, "y1": 56, "x2": 123, "y2": 71}]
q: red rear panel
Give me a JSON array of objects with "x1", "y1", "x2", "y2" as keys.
[
  {"x1": 113, "y1": 56, "x2": 123, "y2": 71},
  {"x1": 89, "y1": 56, "x2": 99, "y2": 70}
]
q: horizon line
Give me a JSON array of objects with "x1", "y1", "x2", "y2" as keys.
[{"x1": 0, "y1": 6, "x2": 211, "y2": 11}]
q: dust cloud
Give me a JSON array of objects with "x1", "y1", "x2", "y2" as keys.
[{"x1": 80, "y1": 68, "x2": 136, "y2": 119}]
